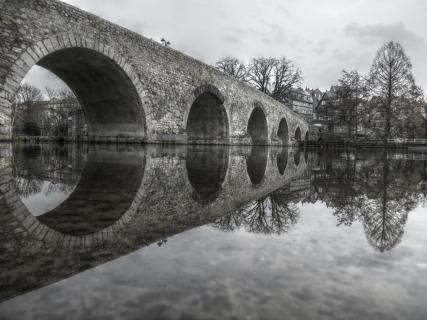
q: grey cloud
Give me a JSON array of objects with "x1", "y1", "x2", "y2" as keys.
[{"x1": 344, "y1": 22, "x2": 425, "y2": 48}]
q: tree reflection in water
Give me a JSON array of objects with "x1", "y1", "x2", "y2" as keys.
[
  {"x1": 12, "y1": 144, "x2": 84, "y2": 204},
  {"x1": 312, "y1": 150, "x2": 423, "y2": 252},
  {"x1": 213, "y1": 188, "x2": 299, "y2": 235}
]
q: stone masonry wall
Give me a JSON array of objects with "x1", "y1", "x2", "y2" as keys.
[{"x1": 0, "y1": 0, "x2": 309, "y2": 144}]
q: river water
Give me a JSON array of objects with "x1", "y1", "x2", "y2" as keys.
[{"x1": 0, "y1": 143, "x2": 427, "y2": 320}]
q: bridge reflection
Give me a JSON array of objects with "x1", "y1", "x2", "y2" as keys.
[{"x1": 1, "y1": 145, "x2": 427, "y2": 302}]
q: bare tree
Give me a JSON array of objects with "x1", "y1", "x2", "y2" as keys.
[
  {"x1": 45, "y1": 87, "x2": 80, "y2": 139},
  {"x1": 333, "y1": 70, "x2": 368, "y2": 137},
  {"x1": 247, "y1": 57, "x2": 303, "y2": 101},
  {"x1": 215, "y1": 57, "x2": 247, "y2": 81},
  {"x1": 368, "y1": 41, "x2": 416, "y2": 142},
  {"x1": 271, "y1": 57, "x2": 303, "y2": 101},
  {"x1": 247, "y1": 57, "x2": 277, "y2": 94},
  {"x1": 12, "y1": 83, "x2": 44, "y2": 132}
]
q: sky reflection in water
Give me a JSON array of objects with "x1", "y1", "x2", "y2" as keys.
[{"x1": 0, "y1": 144, "x2": 427, "y2": 320}]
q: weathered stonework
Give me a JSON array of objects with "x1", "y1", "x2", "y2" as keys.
[{"x1": 0, "y1": 0, "x2": 309, "y2": 145}]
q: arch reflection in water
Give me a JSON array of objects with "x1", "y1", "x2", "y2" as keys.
[
  {"x1": 246, "y1": 146, "x2": 268, "y2": 185},
  {"x1": 277, "y1": 147, "x2": 289, "y2": 175},
  {"x1": 186, "y1": 145, "x2": 229, "y2": 203},
  {"x1": 13, "y1": 144, "x2": 145, "y2": 236},
  {"x1": 294, "y1": 149, "x2": 302, "y2": 167}
]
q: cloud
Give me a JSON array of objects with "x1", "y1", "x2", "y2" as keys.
[{"x1": 344, "y1": 22, "x2": 425, "y2": 48}]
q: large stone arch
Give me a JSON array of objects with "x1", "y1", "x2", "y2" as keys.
[
  {"x1": 277, "y1": 118, "x2": 289, "y2": 146},
  {"x1": 185, "y1": 84, "x2": 229, "y2": 144},
  {"x1": 0, "y1": 33, "x2": 149, "y2": 140},
  {"x1": 247, "y1": 104, "x2": 269, "y2": 145}
]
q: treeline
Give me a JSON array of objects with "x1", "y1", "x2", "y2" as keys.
[
  {"x1": 321, "y1": 42, "x2": 426, "y2": 141},
  {"x1": 12, "y1": 84, "x2": 80, "y2": 139},
  {"x1": 214, "y1": 56, "x2": 303, "y2": 103},
  {"x1": 215, "y1": 41, "x2": 427, "y2": 141}
]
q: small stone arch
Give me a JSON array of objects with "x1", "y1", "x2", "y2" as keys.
[
  {"x1": 277, "y1": 118, "x2": 289, "y2": 145},
  {"x1": 294, "y1": 127, "x2": 302, "y2": 143},
  {"x1": 0, "y1": 33, "x2": 150, "y2": 140},
  {"x1": 247, "y1": 103, "x2": 269, "y2": 145},
  {"x1": 185, "y1": 84, "x2": 229, "y2": 144}
]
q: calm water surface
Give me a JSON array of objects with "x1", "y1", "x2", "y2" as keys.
[{"x1": 1, "y1": 143, "x2": 427, "y2": 319}]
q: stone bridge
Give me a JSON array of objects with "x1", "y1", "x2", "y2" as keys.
[
  {"x1": 0, "y1": 0, "x2": 309, "y2": 145},
  {"x1": 0, "y1": 144, "x2": 309, "y2": 301}
]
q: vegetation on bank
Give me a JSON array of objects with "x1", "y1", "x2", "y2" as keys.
[{"x1": 215, "y1": 41, "x2": 426, "y2": 141}]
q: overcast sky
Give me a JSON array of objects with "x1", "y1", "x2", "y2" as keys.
[{"x1": 27, "y1": 0, "x2": 427, "y2": 92}]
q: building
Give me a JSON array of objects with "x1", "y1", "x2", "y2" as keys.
[
  {"x1": 285, "y1": 88, "x2": 314, "y2": 123},
  {"x1": 14, "y1": 97, "x2": 85, "y2": 138},
  {"x1": 68, "y1": 109, "x2": 88, "y2": 140}
]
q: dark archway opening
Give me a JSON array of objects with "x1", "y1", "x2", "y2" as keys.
[
  {"x1": 277, "y1": 148, "x2": 289, "y2": 175},
  {"x1": 294, "y1": 127, "x2": 302, "y2": 142},
  {"x1": 305, "y1": 131, "x2": 309, "y2": 144},
  {"x1": 246, "y1": 146, "x2": 268, "y2": 185},
  {"x1": 33, "y1": 47, "x2": 145, "y2": 139},
  {"x1": 186, "y1": 145, "x2": 229, "y2": 203},
  {"x1": 187, "y1": 92, "x2": 228, "y2": 144},
  {"x1": 248, "y1": 107, "x2": 268, "y2": 145},
  {"x1": 277, "y1": 118, "x2": 289, "y2": 145}
]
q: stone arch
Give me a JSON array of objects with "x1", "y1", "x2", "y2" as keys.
[
  {"x1": 185, "y1": 145, "x2": 229, "y2": 203},
  {"x1": 246, "y1": 146, "x2": 268, "y2": 185},
  {"x1": 186, "y1": 84, "x2": 229, "y2": 144},
  {"x1": 277, "y1": 118, "x2": 289, "y2": 145},
  {"x1": 1, "y1": 33, "x2": 149, "y2": 140},
  {"x1": 294, "y1": 127, "x2": 302, "y2": 142},
  {"x1": 248, "y1": 105, "x2": 268, "y2": 145}
]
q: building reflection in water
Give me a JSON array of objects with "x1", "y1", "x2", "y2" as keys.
[{"x1": 1, "y1": 144, "x2": 427, "y2": 302}]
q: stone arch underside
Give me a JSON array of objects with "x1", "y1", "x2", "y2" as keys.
[
  {"x1": 295, "y1": 127, "x2": 302, "y2": 142},
  {"x1": 248, "y1": 107, "x2": 268, "y2": 145},
  {"x1": 33, "y1": 47, "x2": 146, "y2": 139},
  {"x1": 186, "y1": 91, "x2": 229, "y2": 144},
  {"x1": 278, "y1": 118, "x2": 289, "y2": 145}
]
